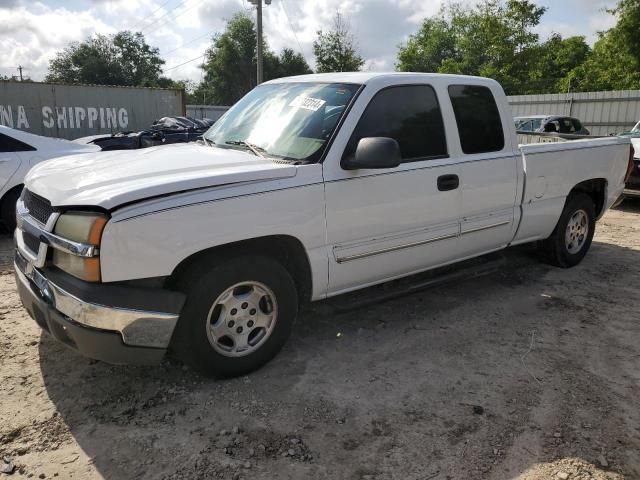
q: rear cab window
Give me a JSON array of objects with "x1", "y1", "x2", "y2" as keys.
[
  {"x1": 343, "y1": 84, "x2": 448, "y2": 163},
  {"x1": 448, "y1": 85, "x2": 504, "y2": 154}
]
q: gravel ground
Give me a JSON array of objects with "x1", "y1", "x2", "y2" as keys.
[{"x1": 1, "y1": 201, "x2": 640, "y2": 480}]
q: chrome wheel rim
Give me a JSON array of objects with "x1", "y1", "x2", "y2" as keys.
[
  {"x1": 206, "y1": 281, "x2": 278, "y2": 357},
  {"x1": 565, "y1": 209, "x2": 589, "y2": 254}
]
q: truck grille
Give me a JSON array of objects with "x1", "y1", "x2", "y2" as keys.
[
  {"x1": 23, "y1": 231, "x2": 41, "y2": 254},
  {"x1": 23, "y1": 190, "x2": 53, "y2": 225}
]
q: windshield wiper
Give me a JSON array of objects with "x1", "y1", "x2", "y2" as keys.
[
  {"x1": 201, "y1": 136, "x2": 214, "y2": 147},
  {"x1": 225, "y1": 140, "x2": 266, "y2": 158}
]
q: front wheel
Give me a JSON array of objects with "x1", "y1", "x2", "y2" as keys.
[
  {"x1": 171, "y1": 255, "x2": 298, "y2": 377},
  {"x1": 539, "y1": 192, "x2": 596, "y2": 268}
]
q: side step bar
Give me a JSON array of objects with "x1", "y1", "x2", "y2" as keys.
[{"x1": 323, "y1": 251, "x2": 519, "y2": 314}]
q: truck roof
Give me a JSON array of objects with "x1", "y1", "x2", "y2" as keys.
[
  {"x1": 264, "y1": 72, "x2": 497, "y2": 85},
  {"x1": 514, "y1": 115, "x2": 549, "y2": 120}
]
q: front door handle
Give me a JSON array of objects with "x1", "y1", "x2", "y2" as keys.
[{"x1": 437, "y1": 174, "x2": 459, "y2": 191}]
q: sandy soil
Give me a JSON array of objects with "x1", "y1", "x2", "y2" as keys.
[{"x1": 1, "y1": 201, "x2": 640, "y2": 480}]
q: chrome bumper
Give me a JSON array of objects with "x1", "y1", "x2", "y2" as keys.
[{"x1": 15, "y1": 254, "x2": 179, "y2": 349}]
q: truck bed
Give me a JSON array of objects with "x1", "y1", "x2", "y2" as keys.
[{"x1": 513, "y1": 136, "x2": 630, "y2": 244}]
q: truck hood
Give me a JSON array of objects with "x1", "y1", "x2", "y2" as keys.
[{"x1": 25, "y1": 143, "x2": 297, "y2": 209}]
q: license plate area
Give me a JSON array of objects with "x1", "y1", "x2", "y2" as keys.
[{"x1": 15, "y1": 250, "x2": 54, "y2": 305}]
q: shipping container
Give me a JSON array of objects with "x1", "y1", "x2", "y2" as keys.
[{"x1": 0, "y1": 81, "x2": 185, "y2": 140}]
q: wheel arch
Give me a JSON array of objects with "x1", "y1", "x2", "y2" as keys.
[
  {"x1": 1, "y1": 183, "x2": 23, "y2": 206},
  {"x1": 567, "y1": 178, "x2": 607, "y2": 218},
  {"x1": 166, "y1": 234, "x2": 314, "y2": 304},
  {"x1": 0, "y1": 183, "x2": 24, "y2": 227}
]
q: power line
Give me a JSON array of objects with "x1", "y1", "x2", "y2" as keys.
[
  {"x1": 141, "y1": 0, "x2": 206, "y2": 34},
  {"x1": 128, "y1": 0, "x2": 173, "y2": 31},
  {"x1": 159, "y1": 2, "x2": 255, "y2": 56},
  {"x1": 162, "y1": 30, "x2": 213, "y2": 56},
  {"x1": 280, "y1": 0, "x2": 309, "y2": 63},
  {"x1": 165, "y1": 54, "x2": 205, "y2": 72},
  {"x1": 139, "y1": 0, "x2": 190, "y2": 33}
]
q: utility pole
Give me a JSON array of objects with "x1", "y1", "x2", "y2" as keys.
[
  {"x1": 17, "y1": 66, "x2": 23, "y2": 82},
  {"x1": 256, "y1": 0, "x2": 263, "y2": 85},
  {"x1": 249, "y1": 0, "x2": 271, "y2": 85}
]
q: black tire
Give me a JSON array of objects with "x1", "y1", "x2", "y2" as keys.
[
  {"x1": 1, "y1": 186, "x2": 22, "y2": 232},
  {"x1": 539, "y1": 192, "x2": 596, "y2": 268},
  {"x1": 171, "y1": 255, "x2": 298, "y2": 377}
]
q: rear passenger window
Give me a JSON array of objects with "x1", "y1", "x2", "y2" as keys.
[
  {"x1": 448, "y1": 85, "x2": 504, "y2": 154},
  {"x1": 344, "y1": 85, "x2": 447, "y2": 162},
  {"x1": 0, "y1": 133, "x2": 36, "y2": 153}
]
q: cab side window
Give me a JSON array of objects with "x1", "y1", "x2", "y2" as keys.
[
  {"x1": 0, "y1": 133, "x2": 36, "y2": 153},
  {"x1": 572, "y1": 118, "x2": 583, "y2": 132},
  {"x1": 448, "y1": 85, "x2": 504, "y2": 154},
  {"x1": 343, "y1": 85, "x2": 448, "y2": 163},
  {"x1": 558, "y1": 118, "x2": 575, "y2": 133}
]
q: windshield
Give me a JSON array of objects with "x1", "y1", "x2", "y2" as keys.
[
  {"x1": 204, "y1": 82, "x2": 360, "y2": 163},
  {"x1": 515, "y1": 117, "x2": 544, "y2": 132}
]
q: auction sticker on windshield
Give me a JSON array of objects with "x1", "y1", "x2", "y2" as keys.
[{"x1": 289, "y1": 95, "x2": 326, "y2": 111}]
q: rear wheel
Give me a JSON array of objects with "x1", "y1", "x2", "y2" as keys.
[
  {"x1": 539, "y1": 192, "x2": 596, "y2": 267},
  {"x1": 171, "y1": 255, "x2": 298, "y2": 377}
]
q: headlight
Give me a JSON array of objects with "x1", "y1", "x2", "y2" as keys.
[
  {"x1": 52, "y1": 212, "x2": 107, "y2": 282},
  {"x1": 54, "y1": 212, "x2": 107, "y2": 244}
]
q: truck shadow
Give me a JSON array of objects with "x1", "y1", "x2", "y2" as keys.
[
  {"x1": 37, "y1": 241, "x2": 640, "y2": 479},
  {"x1": 614, "y1": 196, "x2": 640, "y2": 213}
]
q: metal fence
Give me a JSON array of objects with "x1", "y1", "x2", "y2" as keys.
[
  {"x1": 507, "y1": 90, "x2": 640, "y2": 136},
  {"x1": 0, "y1": 81, "x2": 185, "y2": 140},
  {"x1": 186, "y1": 105, "x2": 230, "y2": 122},
  {"x1": 192, "y1": 90, "x2": 640, "y2": 138}
]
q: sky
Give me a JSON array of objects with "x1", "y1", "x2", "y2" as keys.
[{"x1": 0, "y1": 0, "x2": 619, "y2": 84}]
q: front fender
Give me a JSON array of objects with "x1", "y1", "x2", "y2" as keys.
[{"x1": 99, "y1": 183, "x2": 328, "y2": 300}]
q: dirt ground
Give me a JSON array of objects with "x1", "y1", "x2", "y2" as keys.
[{"x1": 1, "y1": 201, "x2": 640, "y2": 480}]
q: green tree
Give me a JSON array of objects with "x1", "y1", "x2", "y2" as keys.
[
  {"x1": 199, "y1": 13, "x2": 257, "y2": 105},
  {"x1": 397, "y1": 0, "x2": 547, "y2": 94},
  {"x1": 612, "y1": 0, "x2": 640, "y2": 65},
  {"x1": 198, "y1": 13, "x2": 312, "y2": 105},
  {"x1": 46, "y1": 31, "x2": 167, "y2": 87},
  {"x1": 396, "y1": 14, "x2": 456, "y2": 72},
  {"x1": 276, "y1": 48, "x2": 313, "y2": 77},
  {"x1": 562, "y1": 0, "x2": 640, "y2": 91},
  {"x1": 530, "y1": 34, "x2": 590, "y2": 93},
  {"x1": 313, "y1": 13, "x2": 364, "y2": 73}
]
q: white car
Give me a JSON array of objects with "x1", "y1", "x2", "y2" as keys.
[
  {"x1": 619, "y1": 120, "x2": 640, "y2": 196},
  {"x1": 0, "y1": 126, "x2": 99, "y2": 229},
  {"x1": 13, "y1": 73, "x2": 633, "y2": 376}
]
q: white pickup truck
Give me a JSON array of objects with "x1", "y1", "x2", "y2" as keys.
[{"x1": 14, "y1": 73, "x2": 633, "y2": 376}]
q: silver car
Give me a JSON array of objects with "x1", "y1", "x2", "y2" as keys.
[{"x1": 515, "y1": 115, "x2": 590, "y2": 135}]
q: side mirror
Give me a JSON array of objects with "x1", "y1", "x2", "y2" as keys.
[{"x1": 342, "y1": 137, "x2": 401, "y2": 170}]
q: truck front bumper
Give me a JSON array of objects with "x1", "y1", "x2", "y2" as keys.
[{"x1": 15, "y1": 251, "x2": 185, "y2": 365}]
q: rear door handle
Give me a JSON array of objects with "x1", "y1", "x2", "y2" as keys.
[{"x1": 437, "y1": 174, "x2": 459, "y2": 191}]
